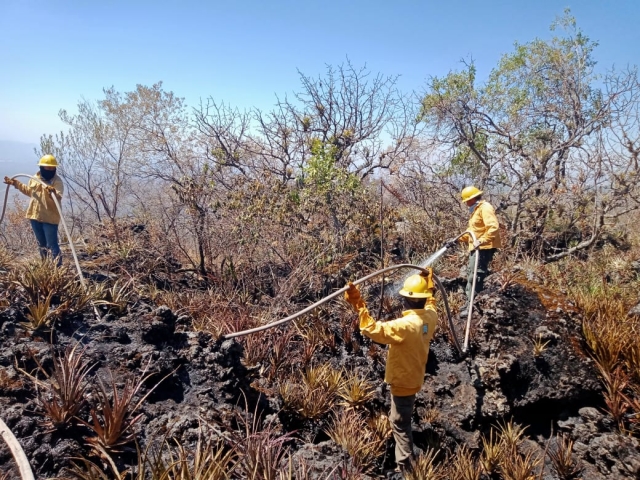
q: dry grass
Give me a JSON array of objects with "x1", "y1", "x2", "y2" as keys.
[
  {"x1": 485, "y1": 419, "x2": 543, "y2": 480},
  {"x1": 496, "y1": 419, "x2": 527, "y2": 454},
  {"x1": 11, "y1": 257, "x2": 106, "y2": 328},
  {"x1": 280, "y1": 380, "x2": 337, "y2": 420},
  {"x1": 20, "y1": 343, "x2": 94, "y2": 429},
  {"x1": 12, "y1": 257, "x2": 73, "y2": 303},
  {"x1": 229, "y1": 404, "x2": 295, "y2": 480},
  {"x1": 81, "y1": 362, "x2": 171, "y2": 457},
  {"x1": 531, "y1": 334, "x2": 551, "y2": 357},
  {"x1": 68, "y1": 426, "x2": 236, "y2": 480},
  {"x1": 337, "y1": 373, "x2": 375, "y2": 410},
  {"x1": 600, "y1": 366, "x2": 631, "y2": 432},
  {"x1": 325, "y1": 409, "x2": 386, "y2": 472},
  {"x1": 574, "y1": 284, "x2": 638, "y2": 430},
  {"x1": 548, "y1": 433, "x2": 582, "y2": 480},
  {"x1": 170, "y1": 434, "x2": 236, "y2": 479},
  {"x1": 366, "y1": 412, "x2": 392, "y2": 443},
  {"x1": 278, "y1": 363, "x2": 346, "y2": 420},
  {"x1": 420, "y1": 407, "x2": 440, "y2": 425},
  {"x1": 500, "y1": 448, "x2": 541, "y2": 480},
  {"x1": 480, "y1": 428, "x2": 503, "y2": 476},
  {"x1": 21, "y1": 292, "x2": 55, "y2": 331},
  {"x1": 447, "y1": 445, "x2": 481, "y2": 480},
  {"x1": 405, "y1": 448, "x2": 445, "y2": 480},
  {"x1": 0, "y1": 244, "x2": 15, "y2": 271},
  {"x1": 100, "y1": 280, "x2": 133, "y2": 315}
]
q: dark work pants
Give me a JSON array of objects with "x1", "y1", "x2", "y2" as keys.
[
  {"x1": 30, "y1": 220, "x2": 61, "y2": 265},
  {"x1": 465, "y1": 248, "x2": 496, "y2": 310},
  {"x1": 390, "y1": 394, "x2": 416, "y2": 470}
]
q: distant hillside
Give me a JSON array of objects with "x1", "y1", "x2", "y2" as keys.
[{"x1": 0, "y1": 140, "x2": 39, "y2": 177}]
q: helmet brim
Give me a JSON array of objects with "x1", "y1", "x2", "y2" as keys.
[{"x1": 461, "y1": 190, "x2": 483, "y2": 202}]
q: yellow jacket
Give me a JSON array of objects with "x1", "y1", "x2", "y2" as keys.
[
  {"x1": 357, "y1": 301, "x2": 438, "y2": 396},
  {"x1": 14, "y1": 173, "x2": 64, "y2": 225},
  {"x1": 460, "y1": 200, "x2": 502, "y2": 251}
]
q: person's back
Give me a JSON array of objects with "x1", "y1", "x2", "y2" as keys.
[
  {"x1": 344, "y1": 271, "x2": 438, "y2": 472},
  {"x1": 364, "y1": 307, "x2": 437, "y2": 396}
]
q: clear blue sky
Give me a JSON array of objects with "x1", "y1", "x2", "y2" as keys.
[{"x1": 1, "y1": 0, "x2": 639, "y2": 144}]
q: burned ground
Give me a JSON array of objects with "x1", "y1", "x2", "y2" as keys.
[{"x1": 0, "y1": 249, "x2": 638, "y2": 479}]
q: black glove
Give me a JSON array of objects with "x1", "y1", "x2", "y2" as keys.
[{"x1": 444, "y1": 238, "x2": 457, "y2": 249}]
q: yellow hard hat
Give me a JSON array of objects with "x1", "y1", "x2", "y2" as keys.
[
  {"x1": 461, "y1": 186, "x2": 483, "y2": 202},
  {"x1": 38, "y1": 155, "x2": 58, "y2": 167},
  {"x1": 399, "y1": 274, "x2": 432, "y2": 298}
]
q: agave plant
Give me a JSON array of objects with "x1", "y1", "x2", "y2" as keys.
[
  {"x1": 81, "y1": 361, "x2": 172, "y2": 458},
  {"x1": 26, "y1": 343, "x2": 94, "y2": 429},
  {"x1": 325, "y1": 409, "x2": 386, "y2": 472},
  {"x1": 12, "y1": 257, "x2": 73, "y2": 303},
  {"x1": 404, "y1": 448, "x2": 445, "y2": 480},
  {"x1": 337, "y1": 373, "x2": 375, "y2": 410},
  {"x1": 548, "y1": 434, "x2": 582, "y2": 480},
  {"x1": 21, "y1": 292, "x2": 56, "y2": 331}
]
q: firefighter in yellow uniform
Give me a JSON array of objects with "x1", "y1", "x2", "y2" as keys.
[
  {"x1": 3, "y1": 155, "x2": 64, "y2": 264},
  {"x1": 446, "y1": 186, "x2": 501, "y2": 318},
  {"x1": 344, "y1": 270, "x2": 438, "y2": 473}
]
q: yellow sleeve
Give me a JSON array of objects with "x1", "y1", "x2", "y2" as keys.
[
  {"x1": 358, "y1": 307, "x2": 409, "y2": 345},
  {"x1": 13, "y1": 179, "x2": 35, "y2": 198}
]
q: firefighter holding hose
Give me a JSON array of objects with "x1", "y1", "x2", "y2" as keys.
[
  {"x1": 3, "y1": 155, "x2": 64, "y2": 265},
  {"x1": 446, "y1": 186, "x2": 502, "y2": 318},
  {"x1": 344, "y1": 269, "x2": 438, "y2": 473}
]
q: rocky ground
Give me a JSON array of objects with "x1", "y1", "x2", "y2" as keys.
[{"x1": 0, "y1": 263, "x2": 638, "y2": 479}]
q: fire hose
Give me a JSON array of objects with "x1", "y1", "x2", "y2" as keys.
[
  {"x1": 224, "y1": 231, "x2": 481, "y2": 355},
  {"x1": 0, "y1": 174, "x2": 481, "y2": 478},
  {"x1": 0, "y1": 417, "x2": 34, "y2": 480}
]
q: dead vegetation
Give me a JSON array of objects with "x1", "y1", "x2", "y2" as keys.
[{"x1": 0, "y1": 14, "x2": 639, "y2": 479}]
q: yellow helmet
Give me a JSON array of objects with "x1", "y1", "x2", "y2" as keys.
[
  {"x1": 38, "y1": 155, "x2": 58, "y2": 167},
  {"x1": 399, "y1": 274, "x2": 433, "y2": 298},
  {"x1": 461, "y1": 186, "x2": 483, "y2": 203}
]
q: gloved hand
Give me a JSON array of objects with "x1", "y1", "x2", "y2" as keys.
[
  {"x1": 3, "y1": 176, "x2": 14, "y2": 186},
  {"x1": 420, "y1": 267, "x2": 435, "y2": 291},
  {"x1": 444, "y1": 238, "x2": 457, "y2": 249},
  {"x1": 344, "y1": 282, "x2": 365, "y2": 310},
  {"x1": 473, "y1": 239, "x2": 482, "y2": 250},
  {"x1": 45, "y1": 185, "x2": 56, "y2": 195}
]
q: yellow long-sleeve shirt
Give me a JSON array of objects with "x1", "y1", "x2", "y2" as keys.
[
  {"x1": 460, "y1": 200, "x2": 502, "y2": 251},
  {"x1": 357, "y1": 302, "x2": 438, "y2": 396},
  {"x1": 14, "y1": 173, "x2": 64, "y2": 225}
]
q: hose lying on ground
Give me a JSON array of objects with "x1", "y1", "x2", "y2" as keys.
[{"x1": 0, "y1": 417, "x2": 35, "y2": 480}]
